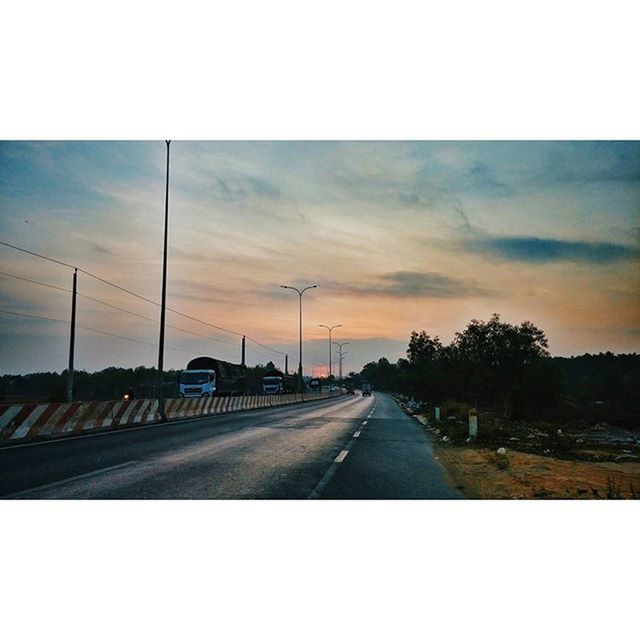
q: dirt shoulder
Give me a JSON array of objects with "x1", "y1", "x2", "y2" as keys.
[
  {"x1": 389, "y1": 395, "x2": 640, "y2": 499},
  {"x1": 434, "y1": 443, "x2": 640, "y2": 499}
]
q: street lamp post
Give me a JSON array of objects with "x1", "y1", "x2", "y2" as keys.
[
  {"x1": 333, "y1": 341, "x2": 349, "y2": 382},
  {"x1": 318, "y1": 324, "x2": 341, "y2": 382},
  {"x1": 281, "y1": 284, "x2": 318, "y2": 393},
  {"x1": 157, "y1": 140, "x2": 171, "y2": 420}
]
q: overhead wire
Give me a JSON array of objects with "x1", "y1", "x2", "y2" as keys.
[
  {"x1": 0, "y1": 269, "x2": 238, "y2": 347},
  {"x1": 1, "y1": 241, "x2": 290, "y2": 357},
  {"x1": 0, "y1": 309, "x2": 200, "y2": 356},
  {"x1": 0, "y1": 270, "x2": 71, "y2": 294}
]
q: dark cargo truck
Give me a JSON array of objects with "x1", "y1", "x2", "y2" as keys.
[
  {"x1": 261, "y1": 370, "x2": 296, "y2": 394},
  {"x1": 179, "y1": 356, "x2": 247, "y2": 397}
]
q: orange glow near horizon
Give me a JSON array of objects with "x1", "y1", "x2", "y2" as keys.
[{"x1": 1, "y1": 141, "x2": 638, "y2": 374}]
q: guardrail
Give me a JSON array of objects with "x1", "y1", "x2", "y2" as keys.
[{"x1": 0, "y1": 391, "x2": 342, "y2": 444}]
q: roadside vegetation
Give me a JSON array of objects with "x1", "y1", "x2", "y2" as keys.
[
  {"x1": 357, "y1": 313, "x2": 639, "y2": 423},
  {"x1": 356, "y1": 314, "x2": 640, "y2": 499},
  {"x1": 0, "y1": 362, "x2": 281, "y2": 403}
]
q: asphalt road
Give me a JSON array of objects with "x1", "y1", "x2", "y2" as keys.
[{"x1": 0, "y1": 393, "x2": 462, "y2": 499}]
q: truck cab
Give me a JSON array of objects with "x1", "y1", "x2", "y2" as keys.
[
  {"x1": 179, "y1": 369, "x2": 215, "y2": 398},
  {"x1": 262, "y1": 375, "x2": 284, "y2": 395}
]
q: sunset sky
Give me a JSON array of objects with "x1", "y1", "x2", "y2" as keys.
[{"x1": 1, "y1": 141, "x2": 639, "y2": 375}]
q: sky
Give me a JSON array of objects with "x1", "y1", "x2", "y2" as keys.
[{"x1": 0, "y1": 141, "x2": 639, "y2": 376}]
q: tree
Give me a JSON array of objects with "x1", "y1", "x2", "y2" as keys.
[
  {"x1": 452, "y1": 314, "x2": 554, "y2": 417},
  {"x1": 406, "y1": 331, "x2": 446, "y2": 402},
  {"x1": 407, "y1": 331, "x2": 443, "y2": 365}
]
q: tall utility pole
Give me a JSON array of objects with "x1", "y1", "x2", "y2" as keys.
[
  {"x1": 333, "y1": 341, "x2": 349, "y2": 382},
  {"x1": 285, "y1": 353, "x2": 288, "y2": 374},
  {"x1": 67, "y1": 268, "x2": 78, "y2": 401},
  {"x1": 280, "y1": 284, "x2": 318, "y2": 393},
  {"x1": 157, "y1": 140, "x2": 171, "y2": 420},
  {"x1": 241, "y1": 335, "x2": 246, "y2": 366},
  {"x1": 318, "y1": 324, "x2": 341, "y2": 381}
]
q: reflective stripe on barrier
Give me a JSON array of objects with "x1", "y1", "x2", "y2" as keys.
[{"x1": 0, "y1": 391, "x2": 342, "y2": 443}]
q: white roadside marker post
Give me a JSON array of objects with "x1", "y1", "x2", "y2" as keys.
[
  {"x1": 434, "y1": 406, "x2": 440, "y2": 422},
  {"x1": 468, "y1": 408, "x2": 478, "y2": 438}
]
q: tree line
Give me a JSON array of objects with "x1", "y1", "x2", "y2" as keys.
[
  {"x1": 356, "y1": 314, "x2": 640, "y2": 420},
  {"x1": 3, "y1": 314, "x2": 639, "y2": 419},
  {"x1": 0, "y1": 362, "x2": 287, "y2": 403}
]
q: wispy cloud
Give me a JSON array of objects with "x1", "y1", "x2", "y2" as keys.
[
  {"x1": 325, "y1": 271, "x2": 489, "y2": 299},
  {"x1": 2, "y1": 141, "x2": 640, "y2": 373},
  {"x1": 464, "y1": 236, "x2": 639, "y2": 264}
]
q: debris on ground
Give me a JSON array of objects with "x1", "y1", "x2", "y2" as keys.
[
  {"x1": 389, "y1": 393, "x2": 640, "y2": 499},
  {"x1": 435, "y1": 445, "x2": 640, "y2": 499}
]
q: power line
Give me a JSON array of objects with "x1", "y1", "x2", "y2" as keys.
[
  {"x1": 76, "y1": 325, "x2": 199, "y2": 355},
  {"x1": 0, "y1": 270, "x2": 71, "y2": 294},
  {"x1": 1, "y1": 240, "x2": 291, "y2": 357},
  {"x1": 0, "y1": 270, "x2": 238, "y2": 347},
  {"x1": 0, "y1": 309, "x2": 198, "y2": 355},
  {"x1": 78, "y1": 293, "x2": 158, "y2": 323},
  {"x1": 165, "y1": 307, "x2": 244, "y2": 338},
  {"x1": 78, "y1": 292, "x2": 237, "y2": 346},
  {"x1": 0, "y1": 240, "x2": 159, "y2": 305},
  {"x1": 0, "y1": 241, "x2": 77, "y2": 270},
  {"x1": 0, "y1": 309, "x2": 68, "y2": 324},
  {"x1": 245, "y1": 335, "x2": 289, "y2": 357}
]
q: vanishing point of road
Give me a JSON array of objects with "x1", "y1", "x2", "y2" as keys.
[{"x1": 0, "y1": 393, "x2": 462, "y2": 499}]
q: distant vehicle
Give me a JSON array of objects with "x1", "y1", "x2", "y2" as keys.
[
  {"x1": 361, "y1": 382, "x2": 372, "y2": 396},
  {"x1": 346, "y1": 385, "x2": 355, "y2": 395},
  {"x1": 308, "y1": 378, "x2": 321, "y2": 393},
  {"x1": 262, "y1": 370, "x2": 296, "y2": 395},
  {"x1": 179, "y1": 356, "x2": 247, "y2": 398},
  {"x1": 123, "y1": 388, "x2": 135, "y2": 401}
]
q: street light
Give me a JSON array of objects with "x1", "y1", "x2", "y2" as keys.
[
  {"x1": 333, "y1": 341, "x2": 349, "y2": 382},
  {"x1": 157, "y1": 140, "x2": 171, "y2": 420},
  {"x1": 318, "y1": 324, "x2": 341, "y2": 382},
  {"x1": 281, "y1": 284, "x2": 318, "y2": 393}
]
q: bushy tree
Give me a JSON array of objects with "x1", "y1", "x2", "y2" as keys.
[{"x1": 452, "y1": 314, "x2": 553, "y2": 417}]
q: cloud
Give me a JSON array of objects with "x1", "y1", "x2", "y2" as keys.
[
  {"x1": 533, "y1": 141, "x2": 640, "y2": 186},
  {"x1": 464, "y1": 236, "x2": 639, "y2": 264},
  {"x1": 212, "y1": 175, "x2": 281, "y2": 201},
  {"x1": 325, "y1": 271, "x2": 489, "y2": 299}
]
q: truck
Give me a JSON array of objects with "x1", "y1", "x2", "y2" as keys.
[
  {"x1": 308, "y1": 378, "x2": 321, "y2": 393},
  {"x1": 179, "y1": 356, "x2": 247, "y2": 398},
  {"x1": 361, "y1": 382, "x2": 372, "y2": 396},
  {"x1": 261, "y1": 370, "x2": 296, "y2": 395}
]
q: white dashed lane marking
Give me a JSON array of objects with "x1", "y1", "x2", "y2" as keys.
[
  {"x1": 334, "y1": 450, "x2": 349, "y2": 463},
  {"x1": 308, "y1": 398, "x2": 377, "y2": 499}
]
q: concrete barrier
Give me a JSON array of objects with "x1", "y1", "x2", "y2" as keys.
[{"x1": 0, "y1": 391, "x2": 342, "y2": 444}]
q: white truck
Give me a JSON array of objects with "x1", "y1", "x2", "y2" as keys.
[
  {"x1": 179, "y1": 356, "x2": 247, "y2": 398},
  {"x1": 262, "y1": 371, "x2": 296, "y2": 395}
]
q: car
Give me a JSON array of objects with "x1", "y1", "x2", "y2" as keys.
[{"x1": 346, "y1": 386, "x2": 355, "y2": 395}]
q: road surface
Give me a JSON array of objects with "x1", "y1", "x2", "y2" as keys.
[{"x1": 0, "y1": 393, "x2": 462, "y2": 499}]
